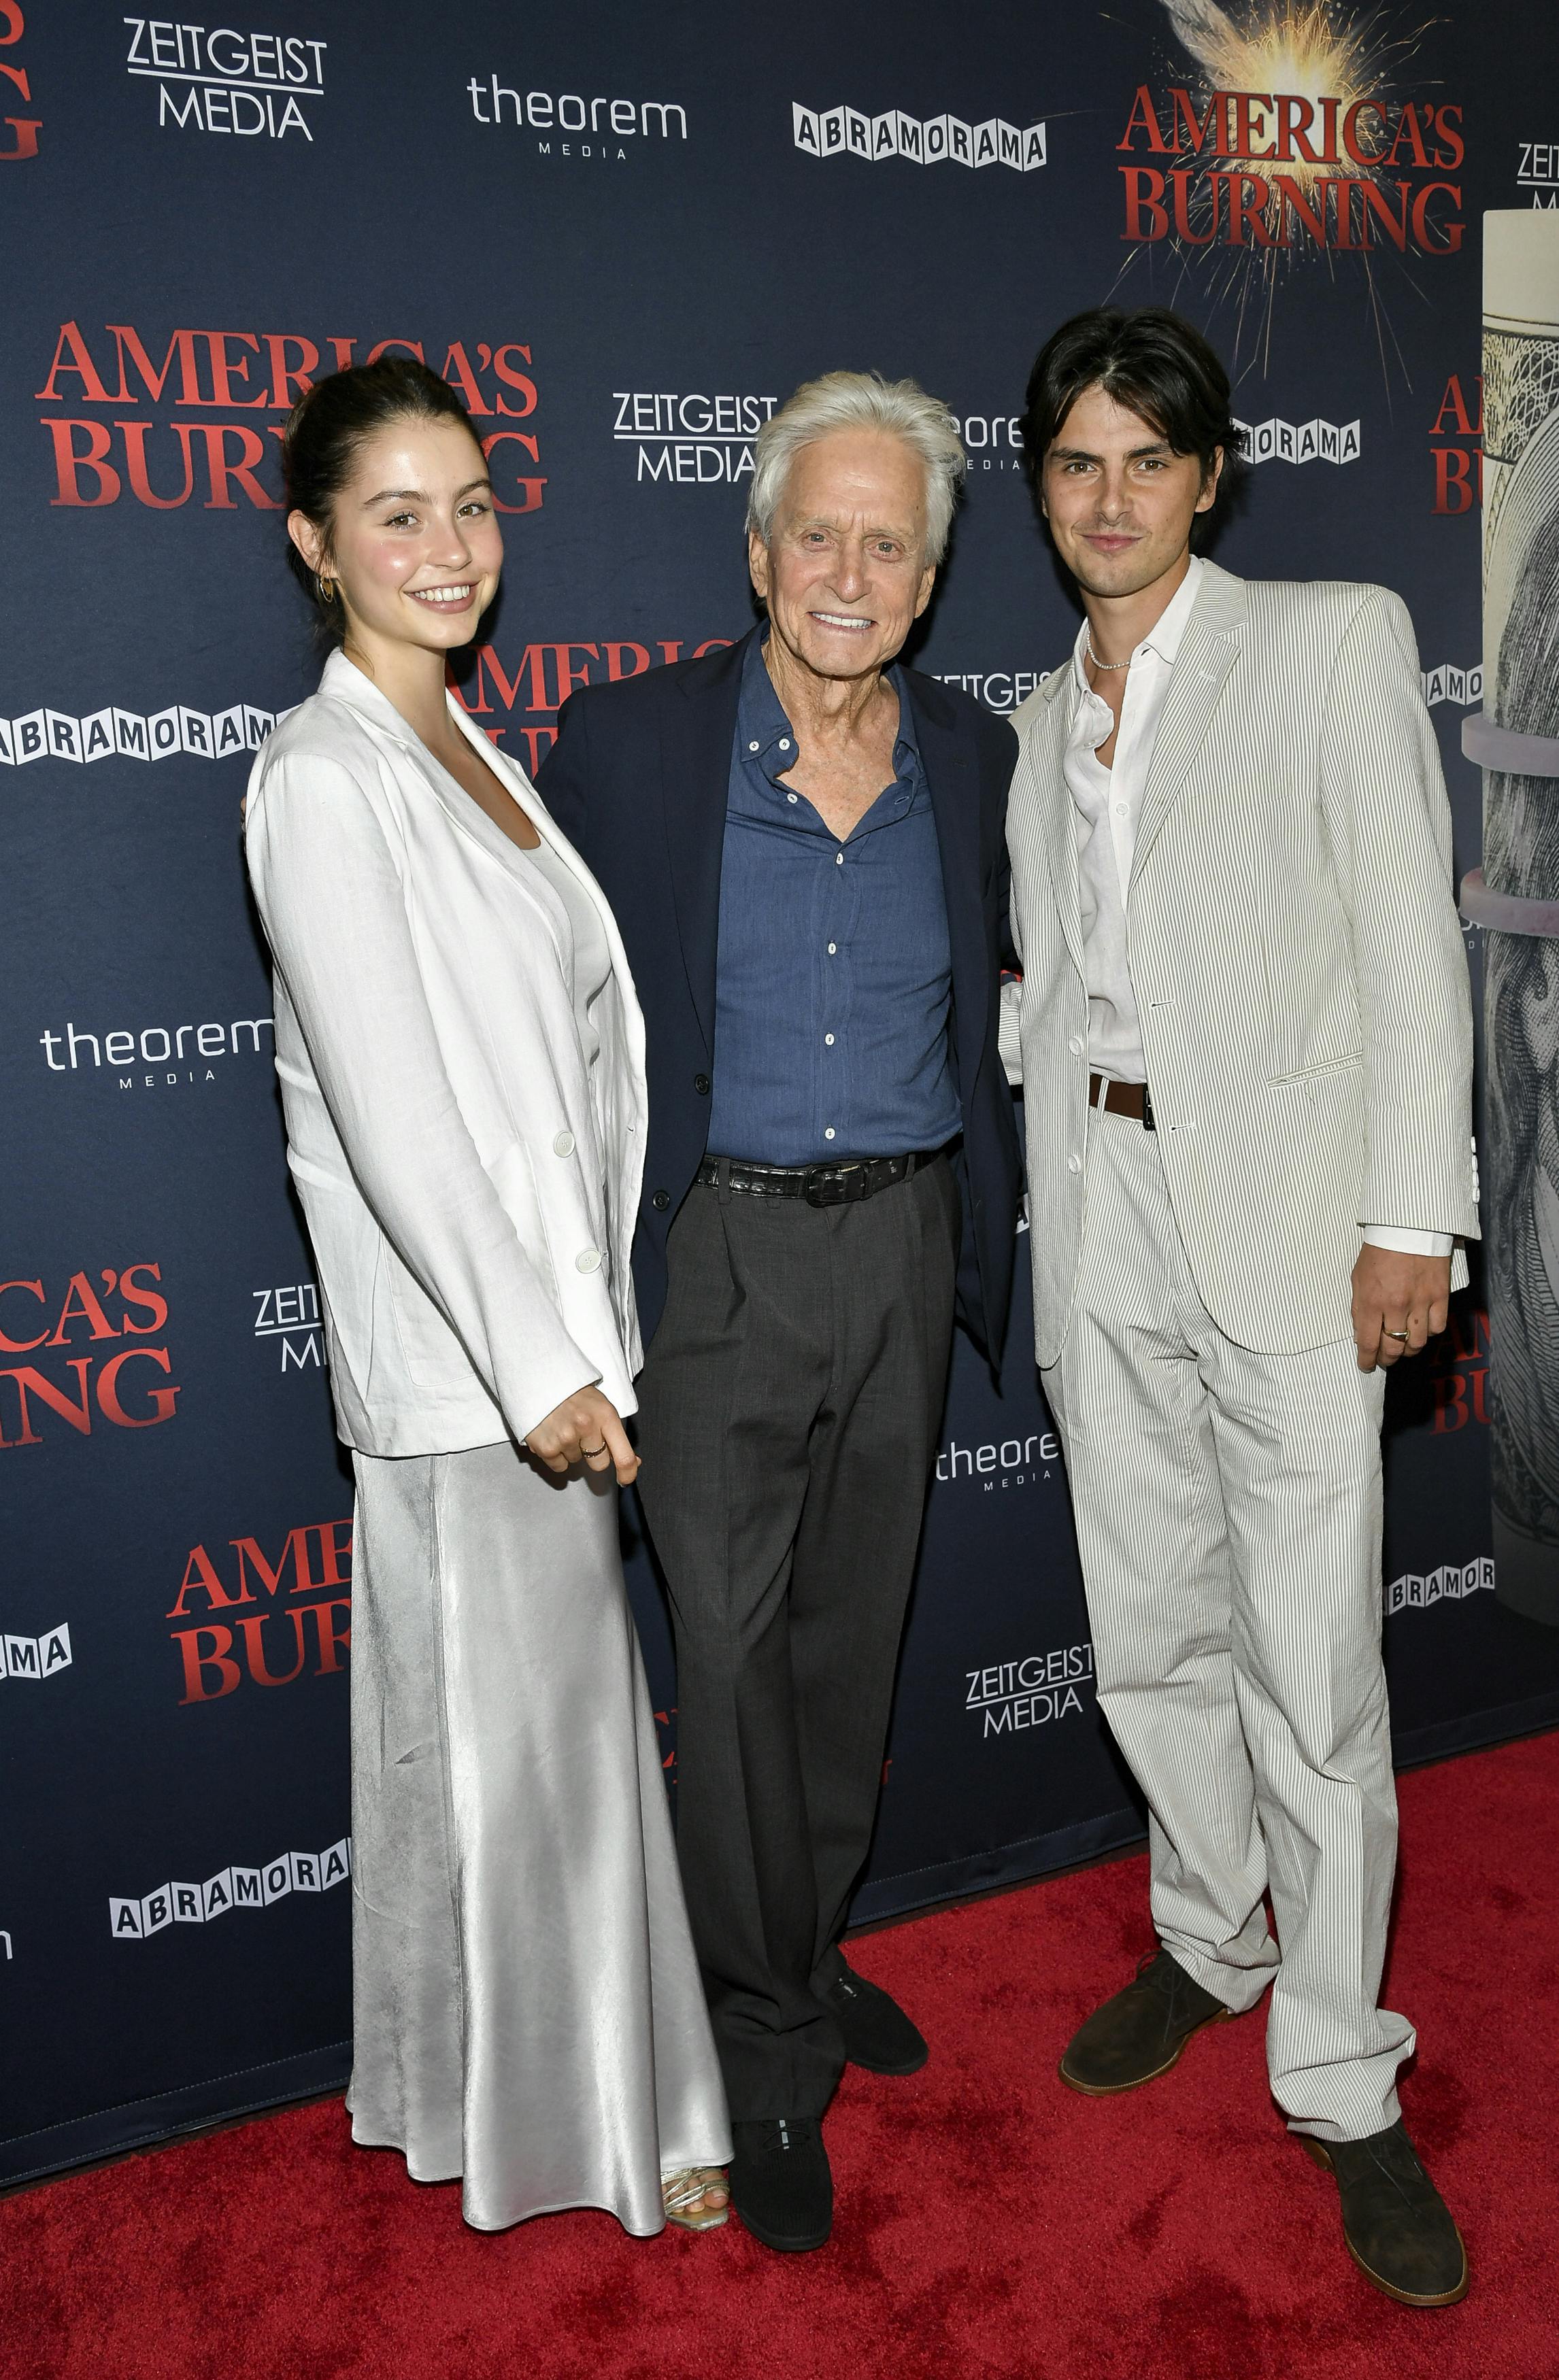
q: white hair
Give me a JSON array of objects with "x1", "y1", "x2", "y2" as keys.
[{"x1": 746, "y1": 371, "x2": 966, "y2": 564}]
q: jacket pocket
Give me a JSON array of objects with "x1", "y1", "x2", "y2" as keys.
[{"x1": 1269, "y1": 1050, "x2": 1363, "y2": 1085}]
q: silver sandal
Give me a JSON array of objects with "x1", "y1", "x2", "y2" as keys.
[{"x1": 661, "y1": 2166, "x2": 730, "y2": 2232}]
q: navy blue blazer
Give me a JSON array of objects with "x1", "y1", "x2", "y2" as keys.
[{"x1": 536, "y1": 627, "x2": 1022, "y2": 1359}]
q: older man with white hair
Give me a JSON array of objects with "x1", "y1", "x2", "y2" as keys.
[{"x1": 538, "y1": 372, "x2": 1021, "y2": 2250}]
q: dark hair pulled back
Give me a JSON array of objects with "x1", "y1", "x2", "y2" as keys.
[
  {"x1": 1021, "y1": 307, "x2": 1246, "y2": 548},
  {"x1": 281, "y1": 356, "x2": 479, "y2": 636}
]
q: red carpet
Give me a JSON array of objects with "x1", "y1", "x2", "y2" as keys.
[{"x1": 7, "y1": 1731, "x2": 1558, "y2": 2380}]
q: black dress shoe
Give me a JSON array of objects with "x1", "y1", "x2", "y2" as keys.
[
  {"x1": 729, "y1": 2118, "x2": 833, "y2": 2253},
  {"x1": 1060, "y1": 1948, "x2": 1235, "y2": 2094},
  {"x1": 824, "y1": 1963, "x2": 929, "y2": 2075},
  {"x1": 1302, "y1": 2122, "x2": 1469, "y2": 2306}
]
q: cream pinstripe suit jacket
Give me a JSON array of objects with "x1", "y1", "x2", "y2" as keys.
[{"x1": 1001, "y1": 560, "x2": 1478, "y2": 1364}]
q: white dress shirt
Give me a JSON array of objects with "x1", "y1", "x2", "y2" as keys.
[{"x1": 1065, "y1": 556, "x2": 1451, "y2": 1260}]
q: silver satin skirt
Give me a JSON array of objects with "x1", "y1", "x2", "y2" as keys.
[{"x1": 344, "y1": 1438, "x2": 731, "y2": 2234}]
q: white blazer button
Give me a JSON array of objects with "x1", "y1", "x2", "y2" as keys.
[
  {"x1": 1068, "y1": 1035, "x2": 1084, "y2": 1056},
  {"x1": 1067, "y1": 1154, "x2": 1082, "y2": 1173},
  {"x1": 575, "y1": 1248, "x2": 602, "y2": 1274},
  {"x1": 553, "y1": 1131, "x2": 575, "y2": 1157}
]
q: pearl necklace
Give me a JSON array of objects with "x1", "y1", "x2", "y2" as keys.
[{"x1": 1084, "y1": 630, "x2": 1133, "y2": 673}]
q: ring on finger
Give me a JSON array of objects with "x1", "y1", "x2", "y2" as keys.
[
  {"x1": 1384, "y1": 1328, "x2": 1410, "y2": 1342},
  {"x1": 580, "y1": 1441, "x2": 607, "y2": 1457}
]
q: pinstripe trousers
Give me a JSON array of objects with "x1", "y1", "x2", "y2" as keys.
[{"x1": 1041, "y1": 1105, "x2": 1415, "y2": 2143}]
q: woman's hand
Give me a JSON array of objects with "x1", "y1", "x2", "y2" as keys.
[{"x1": 525, "y1": 1387, "x2": 639, "y2": 1485}]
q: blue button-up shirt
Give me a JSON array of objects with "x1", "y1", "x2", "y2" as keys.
[{"x1": 707, "y1": 637, "x2": 960, "y2": 1166}]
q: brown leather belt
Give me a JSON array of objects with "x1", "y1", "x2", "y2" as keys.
[{"x1": 1089, "y1": 1072, "x2": 1155, "y2": 1130}]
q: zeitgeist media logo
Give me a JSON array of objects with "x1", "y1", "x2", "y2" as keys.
[
  {"x1": 123, "y1": 17, "x2": 326, "y2": 141},
  {"x1": 965, "y1": 1645, "x2": 1095, "y2": 1739}
]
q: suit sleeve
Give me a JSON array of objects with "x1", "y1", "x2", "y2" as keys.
[
  {"x1": 1320, "y1": 589, "x2": 1478, "y2": 1242},
  {"x1": 246, "y1": 751, "x2": 600, "y2": 1442},
  {"x1": 533, "y1": 687, "x2": 591, "y2": 853}
]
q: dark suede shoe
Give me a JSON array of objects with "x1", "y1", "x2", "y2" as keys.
[
  {"x1": 1060, "y1": 1948, "x2": 1235, "y2": 2094},
  {"x1": 824, "y1": 1963, "x2": 929, "y2": 2076},
  {"x1": 1302, "y1": 2122, "x2": 1469, "y2": 2306},
  {"x1": 729, "y1": 2118, "x2": 833, "y2": 2253}
]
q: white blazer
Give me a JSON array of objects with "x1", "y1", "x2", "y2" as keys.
[
  {"x1": 1003, "y1": 562, "x2": 1478, "y2": 1364},
  {"x1": 244, "y1": 650, "x2": 648, "y2": 1457}
]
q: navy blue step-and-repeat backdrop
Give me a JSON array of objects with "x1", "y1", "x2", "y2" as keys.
[{"x1": 6, "y1": 0, "x2": 1559, "y2": 2185}]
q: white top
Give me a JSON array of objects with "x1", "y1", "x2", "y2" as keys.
[
  {"x1": 1062, "y1": 556, "x2": 1450, "y2": 1259},
  {"x1": 518, "y1": 836, "x2": 613, "y2": 1078},
  {"x1": 1065, "y1": 555, "x2": 1205, "y2": 1088}
]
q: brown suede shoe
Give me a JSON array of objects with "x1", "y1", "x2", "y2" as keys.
[
  {"x1": 1060, "y1": 1948, "x2": 1237, "y2": 2095},
  {"x1": 1301, "y1": 2123, "x2": 1469, "y2": 2307}
]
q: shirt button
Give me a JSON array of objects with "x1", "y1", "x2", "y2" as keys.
[
  {"x1": 835, "y1": 852, "x2": 844, "y2": 866},
  {"x1": 824, "y1": 1033, "x2": 835, "y2": 1047},
  {"x1": 1067, "y1": 1036, "x2": 1083, "y2": 1057},
  {"x1": 827, "y1": 942, "x2": 837, "y2": 955},
  {"x1": 552, "y1": 1130, "x2": 575, "y2": 1157},
  {"x1": 694, "y1": 1073, "x2": 711, "y2": 1095},
  {"x1": 748, "y1": 740, "x2": 760, "y2": 753},
  {"x1": 575, "y1": 1248, "x2": 602, "y2": 1274},
  {"x1": 1114, "y1": 802, "x2": 1128, "y2": 817},
  {"x1": 787, "y1": 792, "x2": 798, "y2": 804},
  {"x1": 1067, "y1": 1153, "x2": 1082, "y2": 1173},
  {"x1": 652, "y1": 1190, "x2": 670, "y2": 1212},
  {"x1": 824, "y1": 1127, "x2": 836, "y2": 1141},
  {"x1": 779, "y1": 738, "x2": 791, "y2": 751}
]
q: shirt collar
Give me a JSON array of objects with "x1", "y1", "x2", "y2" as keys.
[
  {"x1": 1070, "y1": 553, "x2": 1206, "y2": 692},
  {"x1": 739, "y1": 631, "x2": 922, "y2": 775}
]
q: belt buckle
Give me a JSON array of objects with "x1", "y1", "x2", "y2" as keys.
[{"x1": 804, "y1": 1162, "x2": 865, "y2": 1208}]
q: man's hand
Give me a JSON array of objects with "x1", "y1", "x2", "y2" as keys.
[
  {"x1": 525, "y1": 1387, "x2": 639, "y2": 1484},
  {"x1": 1351, "y1": 1247, "x2": 1452, "y2": 1372}
]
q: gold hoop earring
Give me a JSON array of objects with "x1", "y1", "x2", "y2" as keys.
[{"x1": 316, "y1": 573, "x2": 337, "y2": 605}]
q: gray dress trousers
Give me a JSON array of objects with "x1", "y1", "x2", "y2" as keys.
[{"x1": 346, "y1": 1438, "x2": 731, "y2": 2232}]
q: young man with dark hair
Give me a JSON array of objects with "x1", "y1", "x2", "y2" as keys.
[{"x1": 1001, "y1": 307, "x2": 1477, "y2": 2305}]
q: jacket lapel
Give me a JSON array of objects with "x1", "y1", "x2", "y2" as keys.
[
  {"x1": 1129, "y1": 564, "x2": 1247, "y2": 893},
  {"x1": 660, "y1": 630, "x2": 752, "y2": 1061},
  {"x1": 1029, "y1": 666, "x2": 1086, "y2": 982},
  {"x1": 907, "y1": 671, "x2": 985, "y2": 1097}
]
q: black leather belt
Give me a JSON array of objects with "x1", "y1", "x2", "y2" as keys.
[
  {"x1": 1089, "y1": 1072, "x2": 1155, "y2": 1130},
  {"x1": 697, "y1": 1149, "x2": 944, "y2": 1208}
]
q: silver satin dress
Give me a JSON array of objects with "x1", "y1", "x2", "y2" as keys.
[{"x1": 344, "y1": 840, "x2": 730, "y2": 2234}]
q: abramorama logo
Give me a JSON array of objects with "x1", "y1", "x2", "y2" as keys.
[
  {"x1": 3, "y1": 1623, "x2": 72, "y2": 1682},
  {"x1": 966, "y1": 1644, "x2": 1094, "y2": 1738},
  {"x1": 1235, "y1": 415, "x2": 1360, "y2": 465},
  {"x1": 1422, "y1": 664, "x2": 1483, "y2": 708},
  {"x1": 794, "y1": 102, "x2": 1045, "y2": 173},
  {"x1": 2, "y1": 701, "x2": 288, "y2": 766},
  {"x1": 124, "y1": 18, "x2": 327, "y2": 142},
  {"x1": 110, "y1": 1838, "x2": 350, "y2": 1938},
  {"x1": 1385, "y1": 1557, "x2": 1493, "y2": 1618}
]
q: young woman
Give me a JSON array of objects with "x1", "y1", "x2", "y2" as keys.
[{"x1": 244, "y1": 358, "x2": 729, "y2": 2236}]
